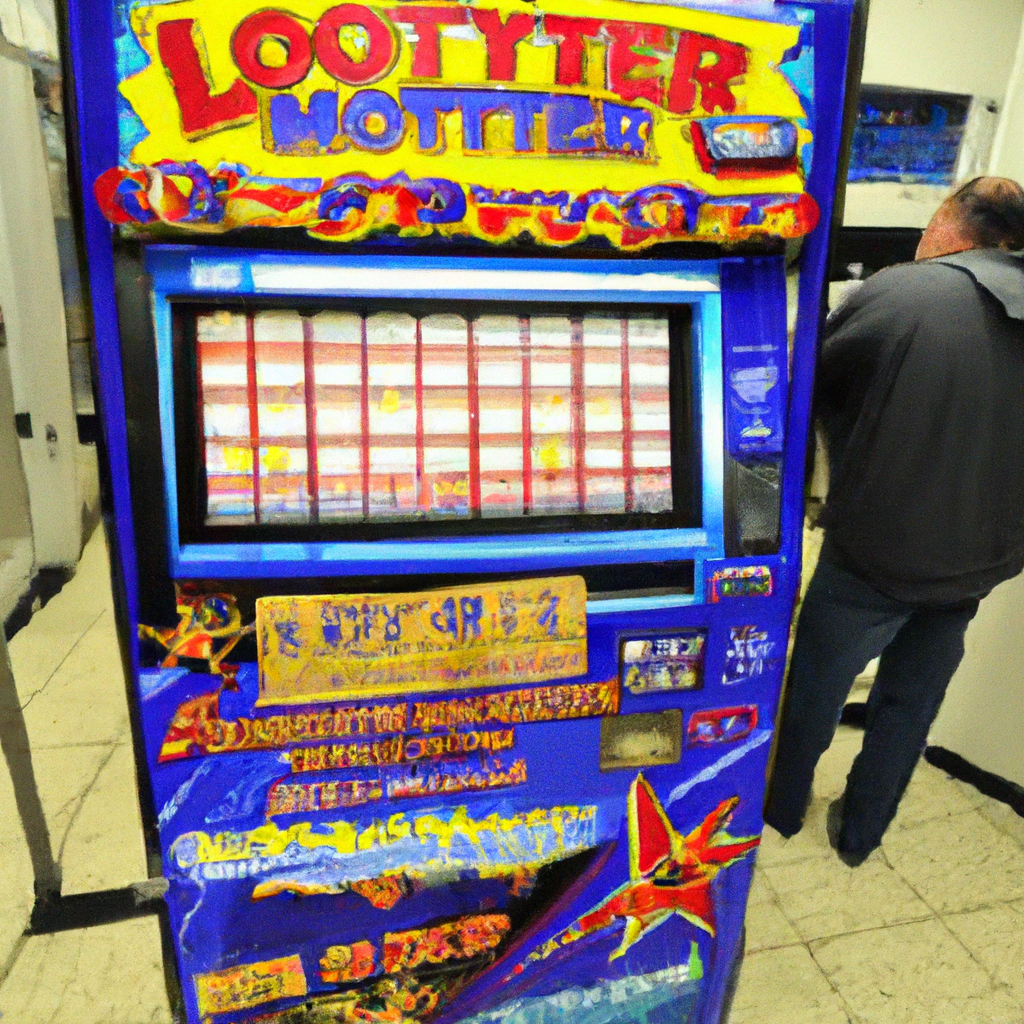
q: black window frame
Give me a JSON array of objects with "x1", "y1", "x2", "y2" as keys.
[{"x1": 172, "y1": 294, "x2": 699, "y2": 546}]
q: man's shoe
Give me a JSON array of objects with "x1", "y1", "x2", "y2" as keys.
[
  {"x1": 826, "y1": 796, "x2": 870, "y2": 868},
  {"x1": 764, "y1": 787, "x2": 814, "y2": 840},
  {"x1": 763, "y1": 815, "x2": 797, "y2": 840}
]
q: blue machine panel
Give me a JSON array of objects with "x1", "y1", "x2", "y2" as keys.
[
  {"x1": 721, "y1": 257, "x2": 790, "y2": 458},
  {"x1": 60, "y1": 0, "x2": 858, "y2": 1020}
]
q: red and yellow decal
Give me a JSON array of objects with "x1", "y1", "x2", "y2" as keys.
[{"x1": 102, "y1": 0, "x2": 815, "y2": 246}]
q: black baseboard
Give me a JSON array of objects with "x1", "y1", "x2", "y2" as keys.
[{"x1": 924, "y1": 745, "x2": 1024, "y2": 819}]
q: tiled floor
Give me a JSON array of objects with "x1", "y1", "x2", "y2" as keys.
[{"x1": 0, "y1": 527, "x2": 1022, "y2": 1023}]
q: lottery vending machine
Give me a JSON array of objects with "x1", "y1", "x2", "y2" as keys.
[{"x1": 63, "y1": 0, "x2": 857, "y2": 1021}]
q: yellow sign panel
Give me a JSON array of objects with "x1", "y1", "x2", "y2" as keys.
[
  {"x1": 257, "y1": 575, "x2": 587, "y2": 703},
  {"x1": 193, "y1": 954, "x2": 307, "y2": 1017},
  {"x1": 100, "y1": 0, "x2": 817, "y2": 246}
]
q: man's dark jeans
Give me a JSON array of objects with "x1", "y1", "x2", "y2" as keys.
[{"x1": 764, "y1": 556, "x2": 980, "y2": 858}]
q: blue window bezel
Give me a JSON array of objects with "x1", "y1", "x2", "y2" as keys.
[{"x1": 148, "y1": 247, "x2": 725, "y2": 591}]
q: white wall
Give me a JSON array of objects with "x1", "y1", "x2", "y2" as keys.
[
  {"x1": 861, "y1": 0, "x2": 1024, "y2": 99},
  {"x1": 990, "y1": 17, "x2": 1024, "y2": 184},
  {"x1": 0, "y1": 51, "x2": 81, "y2": 568},
  {"x1": 928, "y1": 6, "x2": 1024, "y2": 785},
  {"x1": 931, "y1": 574, "x2": 1024, "y2": 789},
  {"x1": 844, "y1": 0, "x2": 1024, "y2": 229},
  {"x1": 0, "y1": 339, "x2": 33, "y2": 623}
]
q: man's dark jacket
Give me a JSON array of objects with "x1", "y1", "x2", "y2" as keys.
[{"x1": 819, "y1": 248, "x2": 1024, "y2": 605}]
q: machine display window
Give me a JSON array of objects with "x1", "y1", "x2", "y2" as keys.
[{"x1": 174, "y1": 299, "x2": 696, "y2": 542}]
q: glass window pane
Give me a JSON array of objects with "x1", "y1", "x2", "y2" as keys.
[
  {"x1": 253, "y1": 310, "x2": 308, "y2": 522},
  {"x1": 311, "y1": 311, "x2": 363, "y2": 519},
  {"x1": 475, "y1": 315, "x2": 524, "y2": 518},
  {"x1": 366, "y1": 312, "x2": 418, "y2": 516},
  {"x1": 198, "y1": 311, "x2": 254, "y2": 524},
  {"x1": 421, "y1": 314, "x2": 471, "y2": 516},
  {"x1": 628, "y1": 317, "x2": 673, "y2": 513},
  {"x1": 195, "y1": 307, "x2": 678, "y2": 528}
]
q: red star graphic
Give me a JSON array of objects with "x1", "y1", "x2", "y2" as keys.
[{"x1": 517, "y1": 774, "x2": 760, "y2": 969}]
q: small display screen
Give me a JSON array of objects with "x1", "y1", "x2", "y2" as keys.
[{"x1": 175, "y1": 300, "x2": 695, "y2": 540}]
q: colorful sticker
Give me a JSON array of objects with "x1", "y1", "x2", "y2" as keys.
[
  {"x1": 268, "y1": 777, "x2": 384, "y2": 814},
  {"x1": 320, "y1": 941, "x2": 376, "y2": 983},
  {"x1": 158, "y1": 680, "x2": 618, "y2": 761},
  {"x1": 464, "y1": 958, "x2": 704, "y2": 1024},
  {"x1": 723, "y1": 625, "x2": 778, "y2": 684},
  {"x1": 599, "y1": 710, "x2": 682, "y2": 771},
  {"x1": 386, "y1": 758, "x2": 527, "y2": 801},
  {"x1": 193, "y1": 954, "x2": 307, "y2": 1016},
  {"x1": 257, "y1": 577, "x2": 587, "y2": 703},
  {"x1": 621, "y1": 633, "x2": 705, "y2": 694},
  {"x1": 102, "y1": 0, "x2": 816, "y2": 247},
  {"x1": 707, "y1": 565, "x2": 774, "y2": 602},
  {"x1": 383, "y1": 914, "x2": 511, "y2": 973},
  {"x1": 288, "y1": 728, "x2": 516, "y2": 771},
  {"x1": 513, "y1": 775, "x2": 759, "y2": 968},
  {"x1": 686, "y1": 706, "x2": 758, "y2": 746},
  {"x1": 138, "y1": 584, "x2": 253, "y2": 676},
  {"x1": 728, "y1": 366, "x2": 783, "y2": 451},
  {"x1": 170, "y1": 803, "x2": 597, "y2": 892},
  {"x1": 267, "y1": 758, "x2": 526, "y2": 814}
]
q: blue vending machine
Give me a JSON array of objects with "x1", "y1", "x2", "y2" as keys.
[{"x1": 63, "y1": 0, "x2": 858, "y2": 1020}]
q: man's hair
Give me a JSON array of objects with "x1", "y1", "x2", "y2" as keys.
[{"x1": 949, "y1": 177, "x2": 1024, "y2": 250}]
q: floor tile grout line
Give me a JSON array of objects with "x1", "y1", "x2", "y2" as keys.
[
  {"x1": 974, "y1": 805, "x2": 1024, "y2": 849},
  {"x1": 752, "y1": 862, "x2": 814, "y2": 946},
  {"x1": 43, "y1": 738, "x2": 132, "y2": 835},
  {"x1": 933, "y1": 911, "x2": 1024, "y2": 1008},
  {"x1": 0, "y1": 734, "x2": 128, "y2": 995},
  {"x1": 16, "y1": 608, "x2": 108, "y2": 712},
  {"x1": 760, "y1": 776, "x2": 1013, "y2": 1019},
  {"x1": 933, "y1": 898, "x2": 1024, "y2": 1008},
  {"x1": 738, "y1": 937, "x2": 856, "y2": 1022},
  {"x1": 54, "y1": 729, "x2": 128, "y2": 868},
  {"x1": 0, "y1": 535, "x2": 130, "y2": 1011},
  {"x1": 27, "y1": 739, "x2": 132, "y2": 751},
  {"x1": 0, "y1": 602, "x2": 115, "y2": 996},
  {"x1": 745, "y1": 938, "x2": 805, "y2": 955},
  {"x1": 794, "y1": 913, "x2": 937, "y2": 942},
  {"x1": 761, "y1": 840, "x2": 962, "y2": 946},
  {"x1": 0, "y1": 732, "x2": 132, "y2": 998},
  {"x1": 801, "y1": 911, "x2": 939, "y2": 950},
  {"x1": 888, "y1": 803, "x2": 990, "y2": 833},
  {"x1": 880, "y1": 841, "x2": 1022, "y2": 1003},
  {"x1": 753, "y1": 863, "x2": 783, "y2": 900},
  {"x1": 756, "y1": 862, "x2": 857, "y2": 1023},
  {"x1": 0, "y1": 932, "x2": 30, "y2": 991},
  {"x1": 40, "y1": 933, "x2": 86, "y2": 1024},
  {"x1": 756, "y1": 849, "x2": 836, "y2": 869},
  {"x1": 804, "y1": 940, "x2": 858, "y2": 1024}
]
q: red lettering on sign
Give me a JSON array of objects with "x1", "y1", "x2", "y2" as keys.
[
  {"x1": 604, "y1": 21, "x2": 669, "y2": 107},
  {"x1": 156, "y1": 19, "x2": 257, "y2": 139},
  {"x1": 388, "y1": 5, "x2": 468, "y2": 78},
  {"x1": 667, "y1": 31, "x2": 748, "y2": 115},
  {"x1": 543, "y1": 15, "x2": 602, "y2": 87},
  {"x1": 314, "y1": 4, "x2": 398, "y2": 84},
  {"x1": 232, "y1": 10, "x2": 313, "y2": 89},
  {"x1": 470, "y1": 9, "x2": 533, "y2": 82}
]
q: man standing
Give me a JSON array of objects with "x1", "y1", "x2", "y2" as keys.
[{"x1": 764, "y1": 177, "x2": 1024, "y2": 866}]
